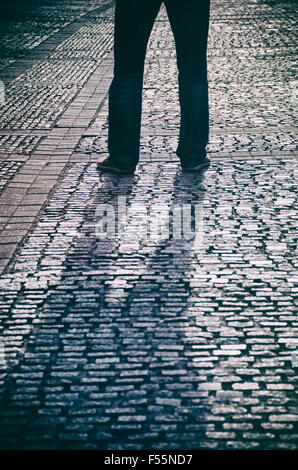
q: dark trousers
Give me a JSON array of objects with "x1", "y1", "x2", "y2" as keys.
[{"x1": 108, "y1": 0, "x2": 210, "y2": 169}]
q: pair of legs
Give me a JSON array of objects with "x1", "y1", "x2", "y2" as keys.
[{"x1": 108, "y1": 0, "x2": 210, "y2": 170}]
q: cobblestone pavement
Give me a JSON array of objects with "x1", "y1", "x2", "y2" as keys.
[
  {"x1": 0, "y1": 0, "x2": 297, "y2": 450},
  {"x1": 0, "y1": 0, "x2": 113, "y2": 72}
]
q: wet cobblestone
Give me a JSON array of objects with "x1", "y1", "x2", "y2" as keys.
[
  {"x1": 0, "y1": 161, "x2": 24, "y2": 193},
  {"x1": 0, "y1": 134, "x2": 43, "y2": 155},
  {"x1": 0, "y1": 157, "x2": 297, "y2": 449},
  {"x1": 78, "y1": 0, "x2": 297, "y2": 157},
  {"x1": 0, "y1": 0, "x2": 113, "y2": 71},
  {"x1": 80, "y1": 129, "x2": 297, "y2": 157},
  {"x1": 0, "y1": 13, "x2": 114, "y2": 130}
]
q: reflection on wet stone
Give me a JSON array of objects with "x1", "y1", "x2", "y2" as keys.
[
  {"x1": 0, "y1": 158, "x2": 297, "y2": 449},
  {"x1": 0, "y1": 0, "x2": 297, "y2": 452}
]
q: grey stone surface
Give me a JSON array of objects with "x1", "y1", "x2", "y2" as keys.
[
  {"x1": 77, "y1": 0, "x2": 297, "y2": 158},
  {"x1": 0, "y1": 0, "x2": 114, "y2": 73},
  {"x1": 0, "y1": 157, "x2": 297, "y2": 449}
]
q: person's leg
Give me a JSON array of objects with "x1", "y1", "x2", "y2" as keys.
[
  {"x1": 165, "y1": 0, "x2": 210, "y2": 168},
  {"x1": 108, "y1": 0, "x2": 162, "y2": 169}
]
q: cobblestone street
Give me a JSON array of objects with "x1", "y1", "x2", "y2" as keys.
[{"x1": 0, "y1": 0, "x2": 297, "y2": 450}]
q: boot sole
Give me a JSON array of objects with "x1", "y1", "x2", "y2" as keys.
[
  {"x1": 181, "y1": 160, "x2": 210, "y2": 172},
  {"x1": 97, "y1": 162, "x2": 135, "y2": 175}
]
